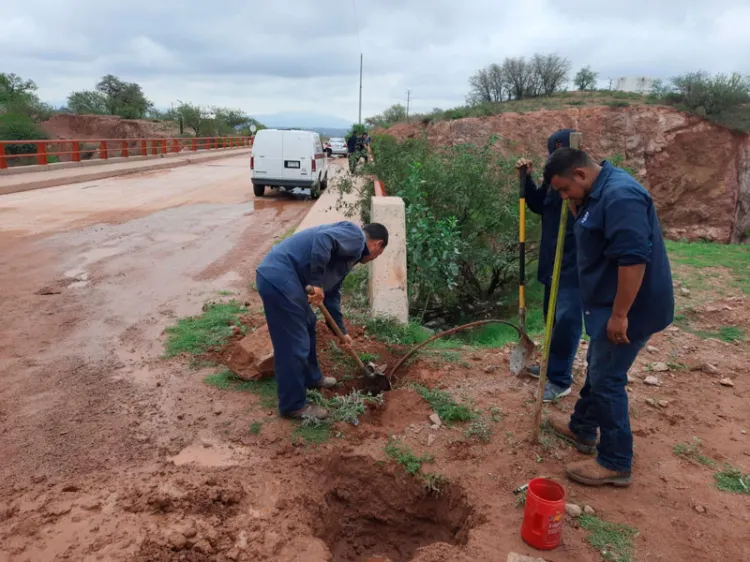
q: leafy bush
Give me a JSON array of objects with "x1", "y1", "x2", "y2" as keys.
[
  {"x1": 0, "y1": 113, "x2": 48, "y2": 155},
  {"x1": 651, "y1": 71, "x2": 750, "y2": 116},
  {"x1": 336, "y1": 134, "x2": 540, "y2": 315}
]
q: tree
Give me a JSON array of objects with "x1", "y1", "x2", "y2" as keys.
[
  {"x1": 67, "y1": 75, "x2": 153, "y2": 118},
  {"x1": 365, "y1": 104, "x2": 407, "y2": 128},
  {"x1": 66, "y1": 91, "x2": 108, "y2": 115},
  {"x1": 574, "y1": 66, "x2": 599, "y2": 91},
  {"x1": 0, "y1": 73, "x2": 54, "y2": 122},
  {"x1": 532, "y1": 53, "x2": 571, "y2": 95},
  {"x1": 467, "y1": 64, "x2": 506, "y2": 104},
  {"x1": 502, "y1": 57, "x2": 536, "y2": 100}
]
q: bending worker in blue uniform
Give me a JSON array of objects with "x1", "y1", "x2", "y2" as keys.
[
  {"x1": 516, "y1": 129, "x2": 581, "y2": 402},
  {"x1": 256, "y1": 221, "x2": 388, "y2": 421},
  {"x1": 543, "y1": 148, "x2": 674, "y2": 487}
]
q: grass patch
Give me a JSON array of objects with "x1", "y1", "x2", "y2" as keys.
[
  {"x1": 249, "y1": 421, "x2": 262, "y2": 435},
  {"x1": 164, "y1": 300, "x2": 247, "y2": 358},
  {"x1": 465, "y1": 418, "x2": 492, "y2": 442},
  {"x1": 292, "y1": 423, "x2": 331, "y2": 445},
  {"x1": 385, "y1": 438, "x2": 435, "y2": 475},
  {"x1": 413, "y1": 384, "x2": 476, "y2": 424},
  {"x1": 695, "y1": 325, "x2": 745, "y2": 343},
  {"x1": 203, "y1": 370, "x2": 278, "y2": 408},
  {"x1": 579, "y1": 514, "x2": 639, "y2": 562},
  {"x1": 673, "y1": 437, "x2": 715, "y2": 466},
  {"x1": 714, "y1": 465, "x2": 750, "y2": 494},
  {"x1": 665, "y1": 240, "x2": 750, "y2": 294}
]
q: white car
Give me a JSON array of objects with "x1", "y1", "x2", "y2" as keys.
[
  {"x1": 324, "y1": 137, "x2": 347, "y2": 157},
  {"x1": 251, "y1": 129, "x2": 328, "y2": 199}
]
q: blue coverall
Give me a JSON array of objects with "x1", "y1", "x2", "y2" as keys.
[
  {"x1": 525, "y1": 129, "x2": 581, "y2": 389},
  {"x1": 255, "y1": 221, "x2": 368, "y2": 414},
  {"x1": 569, "y1": 161, "x2": 674, "y2": 472}
]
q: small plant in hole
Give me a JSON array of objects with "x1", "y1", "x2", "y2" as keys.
[
  {"x1": 579, "y1": 514, "x2": 639, "y2": 562},
  {"x1": 673, "y1": 437, "x2": 715, "y2": 466},
  {"x1": 413, "y1": 384, "x2": 476, "y2": 424},
  {"x1": 714, "y1": 464, "x2": 750, "y2": 494},
  {"x1": 385, "y1": 438, "x2": 447, "y2": 495},
  {"x1": 249, "y1": 421, "x2": 262, "y2": 435},
  {"x1": 358, "y1": 352, "x2": 380, "y2": 363},
  {"x1": 306, "y1": 389, "x2": 384, "y2": 425}
]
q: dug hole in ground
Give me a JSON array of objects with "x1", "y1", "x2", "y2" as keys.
[{"x1": 0, "y1": 157, "x2": 748, "y2": 562}]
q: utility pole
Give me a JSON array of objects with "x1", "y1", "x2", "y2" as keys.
[
  {"x1": 359, "y1": 53, "x2": 362, "y2": 125},
  {"x1": 406, "y1": 89, "x2": 411, "y2": 121}
]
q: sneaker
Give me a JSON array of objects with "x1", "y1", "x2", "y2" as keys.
[
  {"x1": 543, "y1": 382, "x2": 572, "y2": 403},
  {"x1": 546, "y1": 412, "x2": 597, "y2": 455},
  {"x1": 314, "y1": 376, "x2": 337, "y2": 389},
  {"x1": 284, "y1": 403, "x2": 329, "y2": 421},
  {"x1": 566, "y1": 458, "x2": 632, "y2": 487}
]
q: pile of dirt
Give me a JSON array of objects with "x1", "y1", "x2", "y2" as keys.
[
  {"x1": 41, "y1": 114, "x2": 182, "y2": 140},
  {"x1": 385, "y1": 105, "x2": 750, "y2": 243}
]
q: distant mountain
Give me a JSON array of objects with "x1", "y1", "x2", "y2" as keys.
[{"x1": 253, "y1": 111, "x2": 353, "y2": 130}]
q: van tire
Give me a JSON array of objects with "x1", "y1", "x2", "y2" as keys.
[
  {"x1": 325, "y1": 149, "x2": 332, "y2": 157},
  {"x1": 311, "y1": 182, "x2": 321, "y2": 200},
  {"x1": 253, "y1": 184, "x2": 265, "y2": 197},
  {"x1": 320, "y1": 175, "x2": 328, "y2": 191}
]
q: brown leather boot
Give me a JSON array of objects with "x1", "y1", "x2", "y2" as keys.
[
  {"x1": 283, "y1": 403, "x2": 329, "y2": 421},
  {"x1": 546, "y1": 413, "x2": 597, "y2": 455},
  {"x1": 566, "y1": 458, "x2": 632, "y2": 487}
]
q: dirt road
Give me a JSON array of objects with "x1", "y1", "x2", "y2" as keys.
[{"x1": 0, "y1": 156, "x2": 313, "y2": 561}]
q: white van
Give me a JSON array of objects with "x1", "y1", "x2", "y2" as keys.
[{"x1": 250, "y1": 129, "x2": 329, "y2": 199}]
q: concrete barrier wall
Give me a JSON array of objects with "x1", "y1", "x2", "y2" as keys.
[{"x1": 368, "y1": 196, "x2": 409, "y2": 324}]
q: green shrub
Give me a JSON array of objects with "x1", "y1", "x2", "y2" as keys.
[{"x1": 0, "y1": 113, "x2": 48, "y2": 156}]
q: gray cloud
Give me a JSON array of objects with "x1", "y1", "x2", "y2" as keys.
[{"x1": 3, "y1": 0, "x2": 749, "y2": 124}]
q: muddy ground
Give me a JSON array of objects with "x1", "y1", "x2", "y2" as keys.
[{"x1": 1, "y1": 156, "x2": 749, "y2": 562}]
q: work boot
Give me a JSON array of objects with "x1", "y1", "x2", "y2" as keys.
[
  {"x1": 284, "y1": 403, "x2": 329, "y2": 421},
  {"x1": 566, "y1": 458, "x2": 632, "y2": 487},
  {"x1": 314, "y1": 376, "x2": 337, "y2": 389},
  {"x1": 543, "y1": 382, "x2": 572, "y2": 403},
  {"x1": 546, "y1": 412, "x2": 597, "y2": 455}
]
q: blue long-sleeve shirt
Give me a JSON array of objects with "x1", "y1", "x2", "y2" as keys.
[
  {"x1": 525, "y1": 176, "x2": 579, "y2": 287},
  {"x1": 256, "y1": 221, "x2": 367, "y2": 334},
  {"x1": 574, "y1": 161, "x2": 674, "y2": 340}
]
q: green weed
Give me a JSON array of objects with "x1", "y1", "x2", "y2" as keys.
[
  {"x1": 579, "y1": 514, "x2": 639, "y2": 562},
  {"x1": 714, "y1": 465, "x2": 750, "y2": 494},
  {"x1": 249, "y1": 422, "x2": 262, "y2": 435},
  {"x1": 385, "y1": 438, "x2": 434, "y2": 475},
  {"x1": 306, "y1": 389, "x2": 384, "y2": 425},
  {"x1": 293, "y1": 423, "x2": 331, "y2": 445},
  {"x1": 489, "y1": 406, "x2": 504, "y2": 422},
  {"x1": 465, "y1": 418, "x2": 492, "y2": 442},
  {"x1": 515, "y1": 488, "x2": 527, "y2": 508},
  {"x1": 673, "y1": 437, "x2": 715, "y2": 466},
  {"x1": 413, "y1": 384, "x2": 475, "y2": 424},
  {"x1": 164, "y1": 301, "x2": 247, "y2": 358},
  {"x1": 203, "y1": 370, "x2": 278, "y2": 408}
]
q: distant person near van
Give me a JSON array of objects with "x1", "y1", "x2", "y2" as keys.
[{"x1": 347, "y1": 133, "x2": 359, "y2": 173}]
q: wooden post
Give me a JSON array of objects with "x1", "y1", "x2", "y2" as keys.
[{"x1": 532, "y1": 132, "x2": 582, "y2": 443}]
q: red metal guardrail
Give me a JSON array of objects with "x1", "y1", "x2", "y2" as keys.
[{"x1": 0, "y1": 136, "x2": 252, "y2": 170}]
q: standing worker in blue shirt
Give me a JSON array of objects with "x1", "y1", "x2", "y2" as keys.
[
  {"x1": 256, "y1": 221, "x2": 388, "y2": 421},
  {"x1": 543, "y1": 148, "x2": 674, "y2": 487},
  {"x1": 516, "y1": 129, "x2": 581, "y2": 402}
]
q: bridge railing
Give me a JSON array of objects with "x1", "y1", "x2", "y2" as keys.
[{"x1": 0, "y1": 136, "x2": 252, "y2": 170}]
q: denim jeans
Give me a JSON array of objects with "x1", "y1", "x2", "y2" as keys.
[
  {"x1": 543, "y1": 284, "x2": 583, "y2": 389},
  {"x1": 256, "y1": 272, "x2": 323, "y2": 414},
  {"x1": 569, "y1": 336, "x2": 647, "y2": 472}
]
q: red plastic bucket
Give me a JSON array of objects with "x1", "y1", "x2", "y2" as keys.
[{"x1": 521, "y1": 478, "x2": 566, "y2": 550}]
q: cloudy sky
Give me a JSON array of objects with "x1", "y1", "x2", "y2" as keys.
[{"x1": 3, "y1": 0, "x2": 749, "y2": 126}]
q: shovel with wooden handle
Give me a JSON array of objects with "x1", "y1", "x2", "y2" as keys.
[{"x1": 305, "y1": 285, "x2": 389, "y2": 386}]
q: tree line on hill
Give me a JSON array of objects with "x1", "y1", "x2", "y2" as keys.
[
  {"x1": 0, "y1": 72, "x2": 264, "y2": 152},
  {"x1": 365, "y1": 53, "x2": 749, "y2": 129}
]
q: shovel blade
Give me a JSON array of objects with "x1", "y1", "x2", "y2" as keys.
[{"x1": 509, "y1": 333, "x2": 536, "y2": 376}]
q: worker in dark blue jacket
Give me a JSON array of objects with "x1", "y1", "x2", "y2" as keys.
[
  {"x1": 256, "y1": 221, "x2": 388, "y2": 420},
  {"x1": 516, "y1": 129, "x2": 581, "y2": 402},
  {"x1": 543, "y1": 148, "x2": 674, "y2": 487}
]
